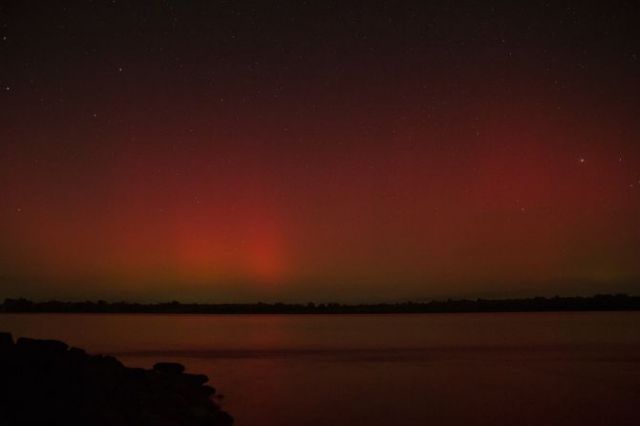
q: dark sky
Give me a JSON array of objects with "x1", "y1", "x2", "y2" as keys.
[{"x1": 1, "y1": 1, "x2": 639, "y2": 302}]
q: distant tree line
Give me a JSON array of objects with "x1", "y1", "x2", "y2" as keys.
[{"x1": 1, "y1": 294, "x2": 639, "y2": 314}]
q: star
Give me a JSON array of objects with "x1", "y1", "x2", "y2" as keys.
[{"x1": 579, "y1": 157, "x2": 585, "y2": 164}]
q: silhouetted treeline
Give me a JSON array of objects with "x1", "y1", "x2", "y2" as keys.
[{"x1": 1, "y1": 294, "x2": 639, "y2": 314}]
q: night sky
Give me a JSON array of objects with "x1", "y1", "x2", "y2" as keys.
[{"x1": 1, "y1": 1, "x2": 639, "y2": 302}]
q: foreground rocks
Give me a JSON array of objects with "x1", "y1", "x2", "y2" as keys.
[{"x1": 0, "y1": 332, "x2": 233, "y2": 425}]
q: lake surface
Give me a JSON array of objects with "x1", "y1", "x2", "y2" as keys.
[{"x1": 2, "y1": 312, "x2": 639, "y2": 425}]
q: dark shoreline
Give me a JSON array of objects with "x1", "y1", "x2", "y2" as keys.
[
  {"x1": 0, "y1": 333, "x2": 233, "y2": 425},
  {"x1": 2, "y1": 294, "x2": 639, "y2": 314}
]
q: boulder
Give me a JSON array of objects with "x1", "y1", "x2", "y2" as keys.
[
  {"x1": 0, "y1": 335, "x2": 233, "y2": 425},
  {"x1": 181, "y1": 373, "x2": 209, "y2": 386},
  {"x1": 16, "y1": 337, "x2": 68, "y2": 355},
  {"x1": 0, "y1": 332, "x2": 13, "y2": 349},
  {"x1": 153, "y1": 362, "x2": 185, "y2": 374}
]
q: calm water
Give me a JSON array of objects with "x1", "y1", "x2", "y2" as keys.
[{"x1": 2, "y1": 312, "x2": 640, "y2": 425}]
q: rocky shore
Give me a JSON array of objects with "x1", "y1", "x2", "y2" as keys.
[{"x1": 0, "y1": 332, "x2": 233, "y2": 425}]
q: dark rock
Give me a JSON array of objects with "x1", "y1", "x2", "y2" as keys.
[
  {"x1": 0, "y1": 332, "x2": 12, "y2": 349},
  {"x1": 93, "y1": 354, "x2": 124, "y2": 369},
  {"x1": 182, "y1": 373, "x2": 209, "y2": 386},
  {"x1": 201, "y1": 385, "x2": 217, "y2": 396},
  {"x1": 153, "y1": 362, "x2": 185, "y2": 374},
  {"x1": 16, "y1": 337, "x2": 68, "y2": 354},
  {"x1": 68, "y1": 346, "x2": 88, "y2": 360},
  {"x1": 124, "y1": 367, "x2": 148, "y2": 380},
  {"x1": 0, "y1": 335, "x2": 233, "y2": 425}
]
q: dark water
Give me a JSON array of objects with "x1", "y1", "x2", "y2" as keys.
[{"x1": 2, "y1": 312, "x2": 640, "y2": 425}]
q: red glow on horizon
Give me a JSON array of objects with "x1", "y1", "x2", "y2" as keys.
[{"x1": 1, "y1": 36, "x2": 639, "y2": 301}]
